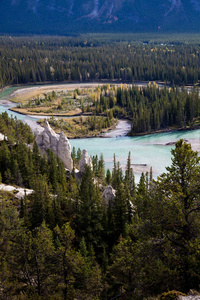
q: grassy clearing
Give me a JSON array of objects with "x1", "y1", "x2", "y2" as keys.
[
  {"x1": 38, "y1": 116, "x2": 117, "y2": 138},
  {"x1": 9, "y1": 84, "x2": 120, "y2": 137},
  {"x1": 10, "y1": 86, "x2": 97, "y2": 116}
]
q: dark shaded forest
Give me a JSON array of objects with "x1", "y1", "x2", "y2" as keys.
[
  {"x1": 24, "y1": 83, "x2": 200, "y2": 136},
  {"x1": 68, "y1": 84, "x2": 200, "y2": 135},
  {"x1": 1, "y1": 114, "x2": 200, "y2": 299},
  {"x1": 1, "y1": 35, "x2": 200, "y2": 88},
  {"x1": 115, "y1": 84, "x2": 200, "y2": 134},
  {"x1": 1, "y1": 34, "x2": 200, "y2": 299}
]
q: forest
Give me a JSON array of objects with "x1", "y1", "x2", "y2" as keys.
[
  {"x1": 1, "y1": 34, "x2": 200, "y2": 88},
  {"x1": 1, "y1": 113, "x2": 200, "y2": 299},
  {"x1": 115, "y1": 83, "x2": 200, "y2": 134},
  {"x1": 80, "y1": 83, "x2": 200, "y2": 134},
  {"x1": 1, "y1": 34, "x2": 200, "y2": 299},
  {"x1": 11, "y1": 83, "x2": 200, "y2": 137}
]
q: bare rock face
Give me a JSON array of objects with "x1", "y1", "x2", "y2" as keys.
[
  {"x1": 178, "y1": 290, "x2": 200, "y2": 300},
  {"x1": 36, "y1": 119, "x2": 73, "y2": 171},
  {"x1": 79, "y1": 149, "x2": 93, "y2": 173},
  {"x1": 57, "y1": 131, "x2": 73, "y2": 171},
  {"x1": 0, "y1": 183, "x2": 33, "y2": 199},
  {"x1": 178, "y1": 296, "x2": 200, "y2": 300},
  {"x1": 102, "y1": 185, "x2": 116, "y2": 205}
]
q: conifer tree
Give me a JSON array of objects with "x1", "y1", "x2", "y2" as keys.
[
  {"x1": 154, "y1": 139, "x2": 200, "y2": 292},
  {"x1": 76, "y1": 165, "x2": 104, "y2": 258}
]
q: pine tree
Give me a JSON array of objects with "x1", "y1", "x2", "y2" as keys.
[
  {"x1": 76, "y1": 165, "x2": 104, "y2": 258},
  {"x1": 107, "y1": 236, "x2": 136, "y2": 298},
  {"x1": 125, "y1": 151, "x2": 135, "y2": 197},
  {"x1": 154, "y1": 139, "x2": 200, "y2": 292},
  {"x1": 31, "y1": 175, "x2": 52, "y2": 228},
  {"x1": 106, "y1": 169, "x2": 112, "y2": 185},
  {"x1": 97, "y1": 153, "x2": 105, "y2": 183}
]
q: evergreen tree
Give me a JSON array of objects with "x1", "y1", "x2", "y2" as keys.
[
  {"x1": 154, "y1": 139, "x2": 200, "y2": 292},
  {"x1": 31, "y1": 175, "x2": 52, "y2": 229},
  {"x1": 75, "y1": 165, "x2": 104, "y2": 259}
]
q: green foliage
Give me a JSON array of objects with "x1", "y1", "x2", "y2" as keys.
[
  {"x1": 106, "y1": 169, "x2": 111, "y2": 185},
  {"x1": 1, "y1": 36, "x2": 200, "y2": 88},
  {"x1": 47, "y1": 83, "x2": 200, "y2": 137},
  {"x1": 107, "y1": 236, "x2": 137, "y2": 298},
  {"x1": 2, "y1": 132, "x2": 200, "y2": 299},
  {"x1": 0, "y1": 112, "x2": 34, "y2": 143},
  {"x1": 114, "y1": 84, "x2": 200, "y2": 134},
  {"x1": 75, "y1": 165, "x2": 104, "y2": 259}
]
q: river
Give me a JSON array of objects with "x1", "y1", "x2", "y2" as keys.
[{"x1": 1, "y1": 83, "x2": 200, "y2": 183}]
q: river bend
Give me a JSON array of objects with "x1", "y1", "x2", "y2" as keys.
[{"x1": 1, "y1": 83, "x2": 200, "y2": 182}]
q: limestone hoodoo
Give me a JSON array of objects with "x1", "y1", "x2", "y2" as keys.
[
  {"x1": 36, "y1": 119, "x2": 73, "y2": 171},
  {"x1": 102, "y1": 185, "x2": 116, "y2": 206},
  {"x1": 79, "y1": 149, "x2": 93, "y2": 174},
  {"x1": 57, "y1": 131, "x2": 73, "y2": 172}
]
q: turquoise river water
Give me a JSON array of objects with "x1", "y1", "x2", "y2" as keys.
[{"x1": 1, "y1": 84, "x2": 200, "y2": 182}]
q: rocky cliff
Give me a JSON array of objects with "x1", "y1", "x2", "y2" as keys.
[
  {"x1": 102, "y1": 185, "x2": 116, "y2": 205},
  {"x1": 79, "y1": 149, "x2": 93, "y2": 174},
  {"x1": 36, "y1": 119, "x2": 73, "y2": 171}
]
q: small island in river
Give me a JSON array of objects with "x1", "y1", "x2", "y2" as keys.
[{"x1": 6, "y1": 81, "x2": 200, "y2": 139}]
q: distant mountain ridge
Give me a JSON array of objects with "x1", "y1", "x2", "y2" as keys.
[{"x1": 0, "y1": 0, "x2": 200, "y2": 34}]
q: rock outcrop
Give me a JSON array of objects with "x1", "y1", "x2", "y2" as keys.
[
  {"x1": 102, "y1": 185, "x2": 116, "y2": 205},
  {"x1": 79, "y1": 149, "x2": 93, "y2": 173},
  {"x1": 57, "y1": 131, "x2": 73, "y2": 172},
  {"x1": 0, "y1": 183, "x2": 33, "y2": 199},
  {"x1": 0, "y1": 133, "x2": 7, "y2": 141},
  {"x1": 179, "y1": 296, "x2": 200, "y2": 300},
  {"x1": 36, "y1": 119, "x2": 73, "y2": 171},
  {"x1": 178, "y1": 290, "x2": 200, "y2": 300}
]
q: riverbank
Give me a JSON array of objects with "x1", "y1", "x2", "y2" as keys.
[
  {"x1": 128, "y1": 124, "x2": 200, "y2": 138},
  {"x1": 9, "y1": 106, "x2": 83, "y2": 116},
  {"x1": 2, "y1": 81, "x2": 200, "y2": 141},
  {"x1": 37, "y1": 117, "x2": 120, "y2": 139},
  {"x1": 6, "y1": 83, "x2": 131, "y2": 138},
  {"x1": 9, "y1": 82, "x2": 114, "y2": 103},
  {"x1": 2, "y1": 83, "x2": 200, "y2": 183},
  {"x1": 7, "y1": 81, "x2": 200, "y2": 137},
  {"x1": 104, "y1": 120, "x2": 131, "y2": 138}
]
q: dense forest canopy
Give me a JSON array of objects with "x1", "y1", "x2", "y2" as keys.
[
  {"x1": 1, "y1": 114, "x2": 200, "y2": 299},
  {"x1": 1, "y1": 34, "x2": 200, "y2": 88},
  {"x1": 19, "y1": 83, "x2": 200, "y2": 136},
  {"x1": 115, "y1": 84, "x2": 200, "y2": 134},
  {"x1": 1, "y1": 34, "x2": 200, "y2": 298}
]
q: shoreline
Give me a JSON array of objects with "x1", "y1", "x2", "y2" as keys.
[
  {"x1": 129, "y1": 125, "x2": 200, "y2": 138},
  {"x1": 2, "y1": 81, "x2": 200, "y2": 139},
  {"x1": 37, "y1": 118, "x2": 122, "y2": 139},
  {"x1": 3, "y1": 79, "x2": 198, "y2": 96},
  {"x1": 9, "y1": 80, "x2": 129, "y2": 100},
  {"x1": 8, "y1": 108, "x2": 200, "y2": 140},
  {"x1": 9, "y1": 107, "x2": 83, "y2": 117}
]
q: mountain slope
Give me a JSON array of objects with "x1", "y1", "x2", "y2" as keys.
[{"x1": 0, "y1": 0, "x2": 200, "y2": 34}]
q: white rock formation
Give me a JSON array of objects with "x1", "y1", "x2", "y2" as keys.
[
  {"x1": 102, "y1": 185, "x2": 116, "y2": 205},
  {"x1": 57, "y1": 131, "x2": 73, "y2": 172},
  {"x1": 79, "y1": 149, "x2": 93, "y2": 173},
  {"x1": 179, "y1": 296, "x2": 200, "y2": 300},
  {"x1": 36, "y1": 119, "x2": 73, "y2": 171},
  {"x1": 0, "y1": 183, "x2": 33, "y2": 199},
  {"x1": 0, "y1": 133, "x2": 6, "y2": 141}
]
